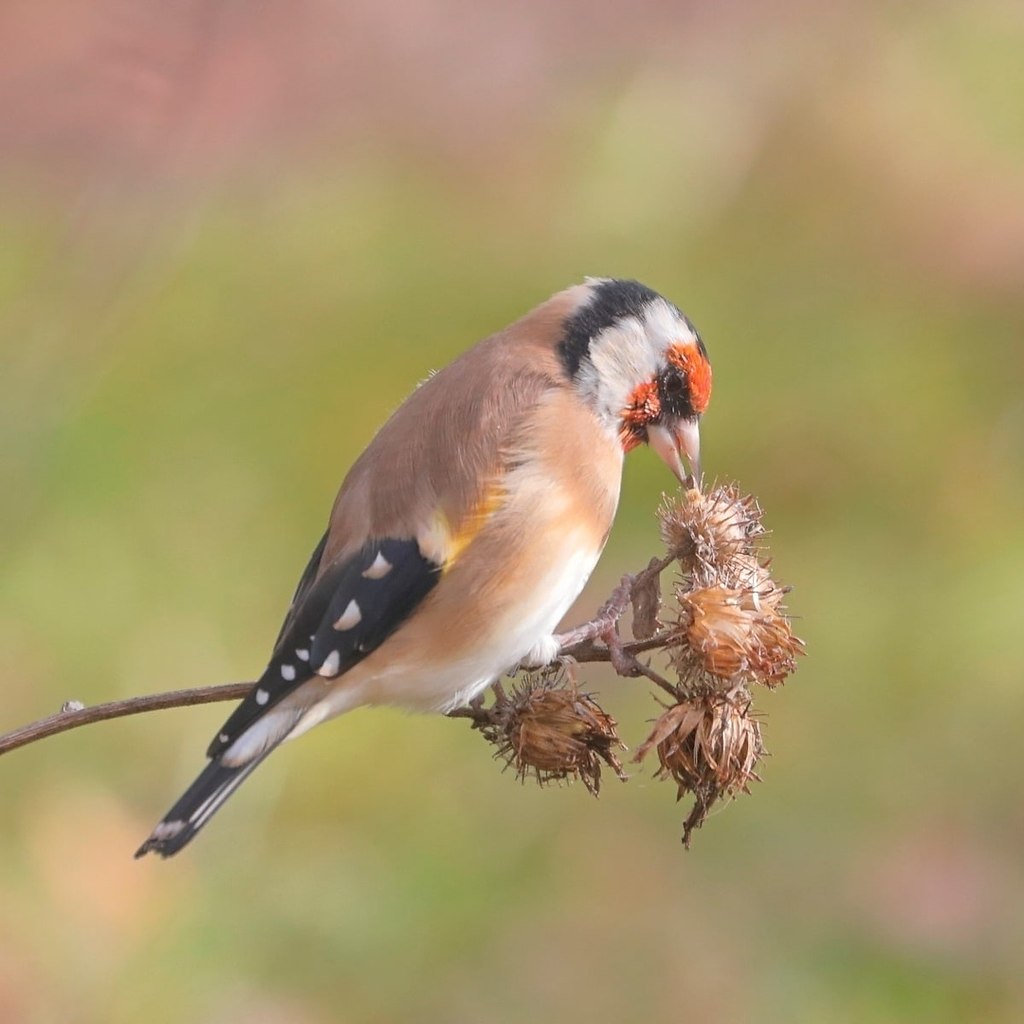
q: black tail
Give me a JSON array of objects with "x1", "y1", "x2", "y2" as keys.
[{"x1": 135, "y1": 751, "x2": 273, "y2": 858}]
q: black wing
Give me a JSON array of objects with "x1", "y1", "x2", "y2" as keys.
[
  {"x1": 271, "y1": 529, "x2": 328, "y2": 654},
  {"x1": 207, "y1": 537, "x2": 440, "y2": 759}
]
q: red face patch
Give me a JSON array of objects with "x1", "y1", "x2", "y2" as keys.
[
  {"x1": 667, "y1": 343, "x2": 713, "y2": 415},
  {"x1": 620, "y1": 380, "x2": 661, "y2": 451}
]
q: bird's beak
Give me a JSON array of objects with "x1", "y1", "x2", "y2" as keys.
[{"x1": 648, "y1": 419, "x2": 702, "y2": 489}]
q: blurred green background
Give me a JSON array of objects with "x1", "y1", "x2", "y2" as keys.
[{"x1": 2, "y1": 2, "x2": 1023, "y2": 1022}]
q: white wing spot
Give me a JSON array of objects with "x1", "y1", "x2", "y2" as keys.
[
  {"x1": 280, "y1": 663, "x2": 296, "y2": 681},
  {"x1": 295, "y1": 648, "x2": 309, "y2": 662},
  {"x1": 362, "y1": 552, "x2": 393, "y2": 579},
  {"x1": 255, "y1": 688, "x2": 270, "y2": 705},
  {"x1": 319, "y1": 649, "x2": 341, "y2": 677},
  {"x1": 152, "y1": 820, "x2": 185, "y2": 840},
  {"x1": 333, "y1": 599, "x2": 362, "y2": 631},
  {"x1": 219, "y1": 732, "x2": 230, "y2": 744}
]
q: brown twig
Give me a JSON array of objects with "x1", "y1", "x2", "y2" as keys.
[
  {"x1": 561, "y1": 630, "x2": 675, "y2": 664},
  {"x1": 0, "y1": 683, "x2": 253, "y2": 757},
  {"x1": 0, "y1": 554, "x2": 675, "y2": 758}
]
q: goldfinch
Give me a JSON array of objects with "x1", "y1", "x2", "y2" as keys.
[{"x1": 136, "y1": 278, "x2": 712, "y2": 857}]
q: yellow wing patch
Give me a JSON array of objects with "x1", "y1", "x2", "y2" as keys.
[{"x1": 433, "y1": 485, "x2": 504, "y2": 575}]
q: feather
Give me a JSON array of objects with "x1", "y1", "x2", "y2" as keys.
[
  {"x1": 207, "y1": 538, "x2": 442, "y2": 760},
  {"x1": 134, "y1": 751, "x2": 276, "y2": 858}
]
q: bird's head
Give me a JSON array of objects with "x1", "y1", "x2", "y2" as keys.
[{"x1": 559, "y1": 278, "x2": 712, "y2": 487}]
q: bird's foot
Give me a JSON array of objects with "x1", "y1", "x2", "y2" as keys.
[
  {"x1": 552, "y1": 573, "x2": 636, "y2": 653},
  {"x1": 445, "y1": 692, "x2": 498, "y2": 729}
]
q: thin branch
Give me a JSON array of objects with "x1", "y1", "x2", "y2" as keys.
[
  {"x1": 560, "y1": 630, "x2": 676, "y2": 664},
  {"x1": 0, "y1": 683, "x2": 253, "y2": 757},
  {"x1": 0, "y1": 552, "x2": 678, "y2": 758}
]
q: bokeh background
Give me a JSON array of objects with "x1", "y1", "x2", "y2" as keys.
[{"x1": 2, "y1": 2, "x2": 1023, "y2": 1022}]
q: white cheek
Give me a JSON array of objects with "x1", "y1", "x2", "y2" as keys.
[{"x1": 575, "y1": 297, "x2": 699, "y2": 428}]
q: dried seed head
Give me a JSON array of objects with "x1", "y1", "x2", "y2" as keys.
[
  {"x1": 722, "y1": 553, "x2": 785, "y2": 611},
  {"x1": 453, "y1": 471, "x2": 802, "y2": 851},
  {"x1": 672, "y1": 585, "x2": 803, "y2": 689},
  {"x1": 481, "y1": 676, "x2": 627, "y2": 795},
  {"x1": 659, "y1": 484, "x2": 765, "y2": 579},
  {"x1": 635, "y1": 692, "x2": 764, "y2": 846}
]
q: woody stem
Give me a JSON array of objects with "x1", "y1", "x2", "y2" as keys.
[{"x1": 0, "y1": 554, "x2": 678, "y2": 757}]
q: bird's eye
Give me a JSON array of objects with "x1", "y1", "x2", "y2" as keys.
[{"x1": 661, "y1": 368, "x2": 685, "y2": 396}]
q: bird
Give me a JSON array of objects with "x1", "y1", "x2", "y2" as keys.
[{"x1": 136, "y1": 277, "x2": 712, "y2": 857}]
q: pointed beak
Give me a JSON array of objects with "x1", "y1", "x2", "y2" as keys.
[{"x1": 648, "y1": 419, "x2": 702, "y2": 489}]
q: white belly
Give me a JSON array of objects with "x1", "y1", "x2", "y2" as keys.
[{"x1": 425, "y1": 541, "x2": 602, "y2": 712}]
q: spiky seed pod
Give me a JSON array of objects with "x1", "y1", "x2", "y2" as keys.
[
  {"x1": 659, "y1": 484, "x2": 766, "y2": 580},
  {"x1": 672, "y1": 584, "x2": 803, "y2": 689},
  {"x1": 722, "y1": 553, "x2": 785, "y2": 611},
  {"x1": 483, "y1": 676, "x2": 627, "y2": 795},
  {"x1": 634, "y1": 692, "x2": 763, "y2": 846},
  {"x1": 450, "y1": 474, "x2": 802, "y2": 849}
]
